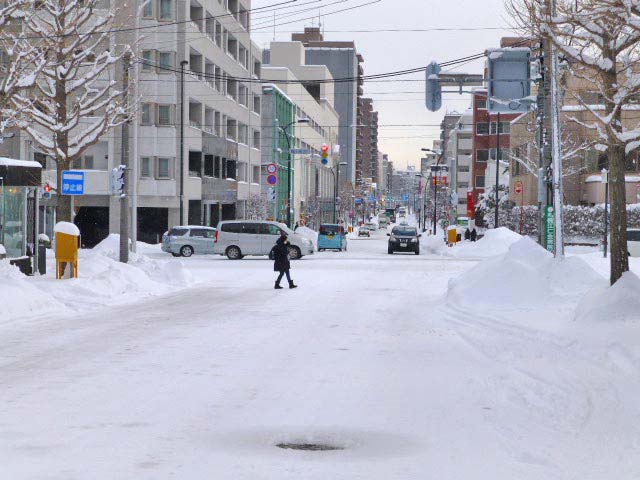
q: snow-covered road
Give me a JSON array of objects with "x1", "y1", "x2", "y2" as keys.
[{"x1": 1, "y1": 230, "x2": 639, "y2": 479}]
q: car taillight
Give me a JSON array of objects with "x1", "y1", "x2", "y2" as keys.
[{"x1": 214, "y1": 230, "x2": 219, "y2": 243}]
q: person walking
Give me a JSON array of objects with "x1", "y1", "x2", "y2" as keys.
[{"x1": 273, "y1": 233, "x2": 297, "y2": 289}]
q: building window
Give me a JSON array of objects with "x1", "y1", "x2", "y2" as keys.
[
  {"x1": 490, "y1": 121, "x2": 511, "y2": 134},
  {"x1": 252, "y1": 129, "x2": 260, "y2": 149},
  {"x1": 457, "y1": 181, "x2": 469, "y2": 189},
  {"x1": 477, "y1": 99, "x2": 487, "y2": 109},
  {"x1": 489, "y1": 148, "x2": 509, "y2": 161},
  {"x1": 476, "y1": 149, "x2": 489, "y2": 162},
  {"x1": 142, "y1": 0, "x2": 154, "y2": 18},
  {"x1": 157, "y1": 105, "x2": 172, "y2": 126},
  {"x1": 141, "y1": 103, "x2": 153, "y2": 125},
  {"x1": 159, "y1": 0, "x2": 173, "y2": 20},
  {"x1": 141, "y1": 50, "x2": 155, "y2": 71},
  {"x1": 458, "y1": 165, "x2": 470, "y2": 172},
  {"x1": 141, "y1": 157, "x2": 151, "y2": 177},
  {"x1": 476, "y1": 123, "x2": 489, "y2": 135},
  {"x1": 475, "y1": 175, "x2": 485, "y2": 188},
  {"x1": 84, "y1": 155, "x2": 94, "y2": 170},
  {"x1": 158, "y1": 51, "x2": 174, "y2": 71},
  {"x1": 157, "y1": 157, "x2": 172, "y2": 178}
]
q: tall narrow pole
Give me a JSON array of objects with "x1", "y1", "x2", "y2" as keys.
[
  {"x1": 494, "y1": 111, "x2": 501, "y2": 228},
  {"x1": 603, "y1": 170, "x2": 609, "y2": 258},
  {"x1": 179, "y1": 60, "x2": 188, "y2": 226},
  {"x1": 335, "y1": 164, "x2": 340, "y2": 223},
  {"x1": 284, "y1": 129, "x2": 292, "y2": 228},
  {"x1": 120, "y1": 51, "x2": 132, "y2": 264},
  {"x1": 549, "y1": 0, "x2": 564, "y2": 258},
  {"x1": 432, "y1": 168, "x2": 438, "y2": 235}
]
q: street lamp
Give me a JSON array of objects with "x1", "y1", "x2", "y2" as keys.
[
  {"x1": 415, "y1": 173, "x2": 424, "y2": 230},
  {"x1": 421, "y1": 148, "x2": 443, "y2": 235},
  {"x1": 277, "y1": 117, "x2": 310, "y2": 228}
]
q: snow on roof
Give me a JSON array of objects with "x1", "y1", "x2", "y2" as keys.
[
  {"x1": 585, "y1": 174, "x2": 640, "y2": 183},
  {"x1": 54, "y1": 222, "x2": 80, "y2": 236},
  {"x1": 0, "y1": 157, "x2": 42, "y2": 168}
]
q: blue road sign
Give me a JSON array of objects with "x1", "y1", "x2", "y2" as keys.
[
  {"x1": 61, "y1": 170, "x2": 85, "y2": 195},
  {"x1": 368, "y1": 195, "x2": 376, "y2": 203},
  {"x1": 355, "y1": 198, "x2": 363, "y2": 205},
  {"x1": 290, "y1": 148, "x2": 310, "y2": 155},
  {"x1": 402, "y1": 193, "x2": 409, "y2": 202}
]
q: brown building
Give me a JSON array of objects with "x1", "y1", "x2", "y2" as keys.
[
  {"x1": 356, "y1": 97, "x2": 380, "y2": 188},
  {"x1": 508, "y1": 70, "x2": 640, "y2": 206}
]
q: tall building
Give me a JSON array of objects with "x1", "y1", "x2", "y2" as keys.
[
  {"x1": 447, "y1": 109, "x2": 474, "y2": 215},
  {"x1": 260, "y1": 41, "x2": 340, "y2": 227},
  {"x1": 356, "y1": 97, "x2": 380, "y2": 188},
  {"x1": 292, "y1": 28, "x2": 363, "y2": 185},
  {"x1": 0, "y1": 0, "x2": 263, "y2": 246}
]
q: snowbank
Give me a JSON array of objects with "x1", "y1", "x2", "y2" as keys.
[
  {"x1": 448, "y1": 236, "x2": 606, "y2": 311},
  {"x1": 0, "y1": 244, "x2": 5, "y2": 256},
  {"x1": 295, "y1": 226, "x2": 318, "y2": 248},
  {"x1": 575, "y1": 272, "x2": 640, "y2": 323},
  {"x1": 1, "y1": 234, "x2": 194, "y2": 322},
  {"x1": 421, "y1": 227, "x2": 523, "y2": 259},
  {"x1": 0, "y1": 260, "x2": 66, "y2": 320}
]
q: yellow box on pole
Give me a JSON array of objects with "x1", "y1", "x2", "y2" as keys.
[
  {"x1": 447, "y1": 227, "x2": 458, "y2": 246},
  {"x1": 54, "y1": 222, "x2": 80, "y2": 279}
]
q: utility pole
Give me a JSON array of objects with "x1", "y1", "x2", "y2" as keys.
[
  {"x1": 180, "y1": 60, "x2": 188, "y2": 226},
  {"x1": 549, "y1": 0, "x2": 564, "y2": 258},
  {"x1": 494, "y1": 111, "x2": 501, "y2": 228},
  {"x1": 119, "y1": 51, "x2": 132, "y2": 264}
]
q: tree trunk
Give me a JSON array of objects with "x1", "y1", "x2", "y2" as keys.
[
  {"x1": 56, "y1": 160, "x2": 72, "y2": 223},
  {"x1": 608, "y1": 141, "x2": 629, "y2": 284}
]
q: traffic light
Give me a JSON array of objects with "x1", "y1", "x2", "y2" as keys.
[
  {"x1": 321, "y1": 144, "x2": 329, "y2": 165},
  {"x1": 110, "y1": 165, "x2": 126, "y2": 196},
  {"x1": 43, "y1": 183, "x2": 51, "y2": 199},
  {"x1": 425, "y1": 61, "x2": 442, "y2": 112}
]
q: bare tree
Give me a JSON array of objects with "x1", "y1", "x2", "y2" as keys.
[
  {"x1": 510, "y1": 0, "x2": 640, "y2": 284},
  {"x1": 0, "y1": 0, "x2": 44, "y2": 130},
  {"x1": 246, "y1": 194, "x2": 268, "y2": 220},
  {"x1": 9, "y1": 0, "x2": 132, "y2": 222}
]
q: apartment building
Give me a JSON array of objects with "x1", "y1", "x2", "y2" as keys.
[
  {"x1": 260, "y1": 41, "x2": 340, "y2": 227},
  {"x1": 356, "y1": 98, "x2": 380, "y2": 188},
  {"x1": 1, "y1": 0, "x2": 263, "y2": 245},
  {"x1": 292, "y1": 28, "x2": 363, "y2": 186},
  {"x1": 445, "y1": 109, "x2": 474, "y2": 215}
]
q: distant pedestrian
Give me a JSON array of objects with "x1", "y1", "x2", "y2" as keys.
[
  {"x1": 470, "y1": 228, "x2": 477, "y2": 242},
  {"x1": 272, "y1": 233, "x2": 297, "y2": 289},
  {"x1": 464, "y1": 228, "x2": 471, "y2": 241}
]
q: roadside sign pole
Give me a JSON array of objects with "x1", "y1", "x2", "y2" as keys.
[{"x1": 603, "y1": 169, "x2": 609, "y2": 258}]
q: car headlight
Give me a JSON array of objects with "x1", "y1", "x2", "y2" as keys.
[{"x1": 411, "y1": 238, "x2": 417, "y2": 243}]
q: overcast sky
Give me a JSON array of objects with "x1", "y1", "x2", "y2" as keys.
[{"x1": 252, "y1": 0, "x2": 514, "y2": 169}]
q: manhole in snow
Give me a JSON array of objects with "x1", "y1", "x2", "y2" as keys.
[{"x1": 276, "y1": 442, "x2": 344, "y2": 451}]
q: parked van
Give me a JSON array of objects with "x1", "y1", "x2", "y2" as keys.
[
  {"x1": 213, "y1": 220, "x2": 314, "y2": 260},
  {"x1": 627, "y1": 229, "x2": 640, "y2": 257},
  {"x1": 378, "y1": 214, "x2": 390, "y2": 228},
  {"x1": 161, "y1": 226, "x2": 216, "y2": 257}
]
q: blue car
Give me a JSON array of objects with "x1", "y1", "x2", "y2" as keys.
[{"x1": 317, "y1": 224, "x2": 348, "y2": 252}]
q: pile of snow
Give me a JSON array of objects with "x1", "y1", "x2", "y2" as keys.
[
  {"x1": 54, "y1": 221, "x2": 80, "y2": 236},
  {"x1": 448, "y1": 236, "x2": 607, "y2": 311},
  {"x1": 575, "y1": 272, "x2": 640, "y2": 323},
  {"x1": 421, "y1": 234, "x2": 448, "y2": 255},
  {"x1": 295, "y1": 226, "x2": 318, "y2": 248},
  {"x1": 0, "y1": 244, "x2": 5, "y2": 256},
  {"x1": 421, "y1": 227, "x2": 523, "y2": 259},
  {"x1": 0, "y1": 260, "x2": 66, "y2": 320}
]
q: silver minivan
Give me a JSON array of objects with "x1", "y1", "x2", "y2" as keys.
[
  {"x1": 161, "y1": 226, "x2": 216, "y2": 257},
  {"x1": 213, "y1": 220, "x2": 314, "y2": 260}
]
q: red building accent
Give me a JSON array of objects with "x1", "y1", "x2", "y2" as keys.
[{"x1": 471, "y1": 90, "x2": 520, "y2": 204}]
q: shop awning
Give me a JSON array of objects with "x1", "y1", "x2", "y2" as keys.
[{"x1": 0, "y1": 158, "x2": 42, "y2": 187}]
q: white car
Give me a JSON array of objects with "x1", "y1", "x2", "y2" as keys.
[
  {"x1": 628, "y1": 229, "x2": 640, "y2": 257},
  {"x1": 213, "y1": 220, "x2": 314, "y2": 260}
]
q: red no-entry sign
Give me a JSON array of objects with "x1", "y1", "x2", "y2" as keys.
[{"x1": 514, "y1": 181, "x2": 524, "y2": 195}]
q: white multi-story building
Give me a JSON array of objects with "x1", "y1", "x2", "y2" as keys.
[
  {"x1": 1, "y1": 0, "x2": 263, "y2": 245},
  {"x1": 261, "y1": 41, "x2": 340, "y2": 227},
  {"x1": 447, "y1": 109, "x2": 474, "y2": 216}
]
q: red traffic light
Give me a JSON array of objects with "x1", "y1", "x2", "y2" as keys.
[{"x1": 321, "y1": 144, "x2": 329, "y2": 154}]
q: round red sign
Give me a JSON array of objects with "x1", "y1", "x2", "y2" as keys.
[{"x1": 514, "y1": 181, "x2": 524, "y2": 195}]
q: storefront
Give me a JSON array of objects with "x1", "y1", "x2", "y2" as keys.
[{"x1": 0, "y1": 158, "x2": 42, "y2": 261}]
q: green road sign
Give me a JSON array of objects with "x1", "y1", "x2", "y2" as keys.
[{"x1": 544, "y1": 205, "x2": 555, "y2": 253}]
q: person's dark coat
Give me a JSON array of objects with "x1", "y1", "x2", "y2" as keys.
[
  {"x1": 470, "y1": 228, "x2": 477, "y2": 242},
  {"x1": 464, "y1": 228, "x2": 471, "y2": 240},
  {"x1": 272, "y1": 237, "x2": 291, "y2": 272}
]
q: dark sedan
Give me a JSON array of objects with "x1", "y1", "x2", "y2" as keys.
[{"x1": 387, "y1": 226, "x2": 421, "y2": 255}]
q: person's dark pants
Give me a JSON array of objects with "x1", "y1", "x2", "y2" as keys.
[{"x1": 276, "y1": 270, "x2": 292, "y2": 285}]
